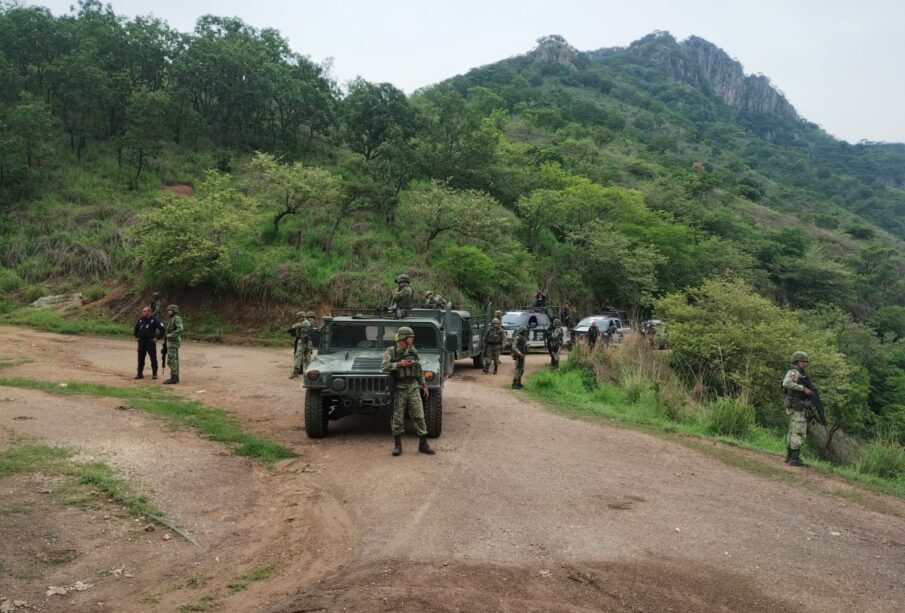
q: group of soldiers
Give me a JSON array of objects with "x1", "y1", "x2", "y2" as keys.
[
  {"x1": 132, "y1": 292, "x2": 183, "y2": 384},
  {"x1": 477, "y1": 309, "x2": 564, "y2": 389}
]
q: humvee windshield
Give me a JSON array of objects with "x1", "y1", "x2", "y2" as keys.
[{"x1": 329, "y1": 322, "x2": 439, "y2": 351}]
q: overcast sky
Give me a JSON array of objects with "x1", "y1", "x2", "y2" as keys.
[{"x1": 28, "y1": 0, "x2": 905, "y2": 143}]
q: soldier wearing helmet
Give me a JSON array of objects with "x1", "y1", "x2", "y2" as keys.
[
  {"x1": 150, "y1": 292, "x2": 163, "y2": 320},
  {"x1": 481, "y1": 317, "x2": 506, "y2": 375},
  {"x1": 511, "y1": 325, "x2": 529, "y2": 389},
  {"x1": 547, "y1": 318, "x2": 564, "y2": 369},
  {"x1": 289, "y1": 311, "x2": 313, "y2": 379},
  {"x1": 391, "y1": 274, "x2": 414, "y2": 314},
  {"x1": 423, "y1": 291, "x2": 435, "y2": 308},
  {"x1": 381, "y1": 326, "x2": 435, "y2": 456},
  {"x1": 163, "y1": 304, "x2": 183, "y2": 384},
  {"x1": 782, "y1": 351, "x2": 814, "y2": 467}
]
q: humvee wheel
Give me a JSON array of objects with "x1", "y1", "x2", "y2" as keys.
[
  {"x1": 425, "y1": 389, "x2": 443, "y2": 438},
  {"x1": 304, "y1": 391, "x2": 328, "y2": 438}
]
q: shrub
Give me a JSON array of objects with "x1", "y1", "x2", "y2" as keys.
[
  {"x1": 22, "y1": 285, "x2": 45, "y2": 303},
  {"x1": 0, "y1": 268, "x2": 23, "y2": 293},
  {"x1": 85, "y1": 285, "x2": 106, "y2": 302},
  {"x1": 706, "y1": 398, "x2": 756, "y2": 438},
  {"x1": 856, "y1": 437, "x2": 905, "y2": 480}
]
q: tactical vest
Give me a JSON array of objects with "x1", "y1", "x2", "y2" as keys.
[
  {"x1": 513, "y1": 335, "x2": 528, "y2": 356},
  {"x1": 485, "y1": 328, "x2": 505, "y2": 345},
  {"x1": 783, "y1": 367, "x2": 809, "y2": 412},
  {"x1": 393, "y1": 286, "x2": 414, "y2": 309},
  {"x1": 393, "y1": 345, "x2": 422, "y2": 381}
]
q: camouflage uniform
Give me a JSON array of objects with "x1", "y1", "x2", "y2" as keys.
[
  {"x1": 782, "y1": 351, "x2": 812, "y2": 467},
  {"x1": 150, "y1": 294, "x2": 163, "y2": 321},
  {"x1": 481, "y1": 319, "x2": 506, "y2": 374},
  {"x1": 381, "y1": 326, "x2": 435, "y2": 456},
  {"x1": 392, "y1": 275, "x2": 414, "y2": 311},
  {"x1": 423, "y1": 291, "x2": 436, "y2": 308},
  {"x1": 291, "y1": 319, "x2": 313, "y2": 378},
  {"x1": 511, "y1": 326, "x2": 528, "y2": 389},
  {"x1": 305, "y1": 310, "x2": 318, "y2": 360},
  {"x1": 163, "y1": 304, "x2": 183, "y2": 383},
  {"x1": 547, "y1": 319, "x2": 563, "y2": 368}
]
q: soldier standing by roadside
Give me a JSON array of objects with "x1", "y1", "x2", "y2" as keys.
[
  {"x1": 150, "y1": 292, "x2": 163, "y2": 321},
  {"x1": 481, "y1": 318, "x2": 506, "y2": 374},
  {"x1": 162, "y1": 304, "x2": 183, "y2": 384},
  {"x1": 381, "y1": 326, "x2": 435, "y2": 457},
  {"x1": 289, "y1": 312, "x2": 311, "y2": 379},
  {"x1": 547, "y1": 318, "x2": 563, "y2": 369},
  {"x1": 586, "y1": 320, "x2": 600, "y2": 349},
  {"x1": 133, "y1": 306, "x2": 165, "y2": 380},
  {"x1": 782, "y1": 351, "x2": 815, "y2": 467},
  {"x1": 511, "y1": 325, "x2": 528, "y2": 389}
]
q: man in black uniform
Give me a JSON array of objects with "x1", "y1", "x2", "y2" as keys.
[{"x1": 133, "y1": 305, "x2": 165, "y2": 380}]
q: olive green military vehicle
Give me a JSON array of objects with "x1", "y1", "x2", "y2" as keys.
[{"x1": 303, "y1": 308, "x2": 477, "y2": 439}]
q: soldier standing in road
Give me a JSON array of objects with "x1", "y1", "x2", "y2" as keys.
[
  {"x1": 133, "y1": 305, "x2": 165, "y2": 380},
  {"x1": 381, "y1": 326, "x2": 435, "y2": 457},
  {"x1": 782, "y1": 351, "x2": 815, "y2": 467},
  {"x1": 289, "y1": 312, "x2": 312, "y2": 379},
  {"x1": 392, "y1": 274, "x2": 414, "y2": 313},
  {"x1": 511, "y1": 325, "x2": 528, "y2": 389},
  {"x1": 163, "y1": 304, "x2": 183, "y2": 384},
  {"x1": 150, "y1": 292, "x2": 163, "y2": 321},
  {"x1": 547, "y1": 318, "x2": 563, "y2": 369},
  {"x1": 481, "y1": 318, "x2": 506, "y2": 374},
  {"x1": 586, "y1": 320, "x2": 600, "y2": 349}
]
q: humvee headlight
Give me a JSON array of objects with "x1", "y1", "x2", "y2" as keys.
[
  {"x1": 423, "y1": 370, "x2": 435, "y2": 381},
  {"x1": 306, "y1": 370, "x2": 320, "y2": 381},
  {"x1": 331, "y1": 377, "x2": 346, "y2": 391}
]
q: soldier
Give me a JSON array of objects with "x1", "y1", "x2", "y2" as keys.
[
  {"x1": 150, "y1": 292, "x2": 163, "y2": 321},
  {"x1": 494, "y1": 309, "x2": 503, "y2": 320},
  {"x1": 431, "y1": 293, "x2": 447, "y2": 309},
  {"x1": 782, "y1": 351, "x2": 815, "y2": 467},
  {"x1": 391, "y1": 274, "x2": 414, "y2": 313},
  {"x1": 586, "y1": 320, "x2": 600, "y2": 349},
  {"x1": 133, "y1": 305, "x2": 165, "y2": 380},
  {"x1": 162, "y1": 304, "x2": 183, "y2": 384},
  {"x1": 289, "y1": 312, "x2": 311, "y2": 379},
  {"x1": 481, "y1": 318, "x2": 506, "y2": 374},
  {"x1": 561, "y1": 303, "x2": 573, "y2": 328},
  {"x1": 381, "y1": 326, "x2": 435, "y2": 457},
  {"x1": 511, "y1": 325, "x2": 528, "y2": 389},
  {"x1": 423, "y1": 291, "x2": 436, "y2": 308},
  {"x1": 547, "y1": 318, "x2": 564, "y2": 368}
]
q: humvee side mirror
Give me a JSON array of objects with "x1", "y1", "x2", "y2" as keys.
[{"x1": 445, "y1": 334, "x2": 459, "y2": 352}]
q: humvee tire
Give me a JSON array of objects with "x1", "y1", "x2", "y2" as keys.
[
  {"x1": 425, "y1": 389, "x2": 443, "y2": 438},
  {"x1": 304, "y1": 391, "x2": 328, "y2": 438},
  {"x1": 472, "y1": 354, "x2": 484, "y2": 369}
]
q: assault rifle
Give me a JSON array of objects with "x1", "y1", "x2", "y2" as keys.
[
  {"x1": 800, "y1": 374, "x2": 828, "y2": 426},
  {"x1": 161, "y1": 337, "x2": 168, "y2": 373}
]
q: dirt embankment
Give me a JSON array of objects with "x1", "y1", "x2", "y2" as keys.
[{"x1": 1, "y1": 326, "x2": 904, "y2": 612}]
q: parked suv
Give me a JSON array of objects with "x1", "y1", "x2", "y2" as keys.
[
  {"x1": 568, "y1": 316, "x2": 623, "y2": 347},
  {"x1": 500, "y1": 308, "x2": 572, "y2": 352}
]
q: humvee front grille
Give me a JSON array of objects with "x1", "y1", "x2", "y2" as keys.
[
  {"x1": 352, "y1": 357, "x2": 383, "y2": 370},
  {"x1": 345, "y1": 376, "x2": 389, "y2": 393}
]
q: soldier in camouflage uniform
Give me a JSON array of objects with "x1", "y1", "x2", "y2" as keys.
[
  {"x1": 392, "y1": 274, "x2": 415, "y2": 313},
  {"x1": 306, "y1": 310, "x2": 318, "y2": 327},
  {"x1": 782, "y1": 351, "x2": 814, "y2": 467},
  {"x1": 547, "y1": 318, "x2": 564, "y2": 369},
  {"x1": 150, "y1": 292, "x2": 163, "y2": 321},
  {"x1": 511, "y1": 325, "x2": 528, "y2": 389},
  {"x1": 423, "y1": 291, "x2": 435, "y2": 308},
  {"x1": 381, "y1": 326, "x2": 435, "y2": 456},
  {"x1": 163, "y1": 304, "x2": 183, "y2": 384},
  {"x1": 289, "y1": 312, "x2": 312, "y2": 379},
  {"x1": 481, "y1": 318, "x2": 506, "y2": 374},
  {"x1": 431, "y1": 293, "x2": 447, "y2": 309}
]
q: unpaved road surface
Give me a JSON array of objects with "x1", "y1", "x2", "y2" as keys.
[{"x1": 1, "y1": 326, "x2": 904, "y2": 612}]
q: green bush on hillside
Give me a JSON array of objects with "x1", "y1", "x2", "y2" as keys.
[
  {"x1": 856, "y1": 437, "x2": 905, "y2": 480},
  {"x1": 706, "y1": 398, "x2": 756, "y2": 438}
]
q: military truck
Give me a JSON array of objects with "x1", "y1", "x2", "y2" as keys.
[{"x1": 302, "y1": 308, "x2": 478, "y2": 439}]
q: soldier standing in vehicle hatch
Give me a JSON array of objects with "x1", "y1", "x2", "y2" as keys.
[{"x1": 382, "y1": 326, "x2": 435, "y2": 457}]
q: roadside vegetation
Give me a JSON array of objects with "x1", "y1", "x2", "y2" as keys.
[{"x1": 0, "y1": 378, "x2": 294, "y2": 463}]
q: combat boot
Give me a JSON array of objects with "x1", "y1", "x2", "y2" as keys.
[
  {"x1": 392, "y1": 436, "x2": 402, "y2": 456},
  {"x1": 151, "y1": 371, "x2": 158, "y2": 380},
  {"x1": 134, "y1": 373, "x2": 144, "y2": 380},
  {"x1": 418, "y1": 436, "x2": 435, "y2": 455},
  {"x1": 163, "y1": 375, "x2": 179, "y2": 385},
  {"x1": 788, "y1": 448, "x2": 806, "y2": 467},
  {"x1": 289, "y1": 369, "x2": 300, "y2": 379}
]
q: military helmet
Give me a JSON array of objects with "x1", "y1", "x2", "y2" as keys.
[
  {"x1": 425, "y1": 291, "x2": 434, "y2": 297},
  {"x1": 167, "y1": 304, "x2": 179, "y2": 314},
  {"x1": 295, "y1": 310, "x2": 307, "y2": 318},
  {"x1": 491, "y1": 318, "x2": 501, "y2": 325},
  {"x1": 515, "y1": 325, "x2": 528, "y2": 336},
  {"x1": 395, "y1": 274, "x2": 410, "y2": 283},
  {"x1": 305, "y1": 311, "x2": 316, "y2": 318},
  {"x1": 395, "y1": 326, "x2": 415, "y2": 342},
  {"x1": 299, "y1": 320, "x2": 312, "y2": 329},
  {"x1": 553, "y1": 318, "x2": 561, "y2": 326},
  {"x1": 152, "y1": 292, "x2": 159, "y2": 298},
  {"x1": 792, "y1": 351, "x2": 809, "y2": 363},
  {"x1": 494, "y1": 310, "x2": 502, "y2": 317}
]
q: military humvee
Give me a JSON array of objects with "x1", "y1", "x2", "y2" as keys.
[{"x1": 302, "y1": 308, "x2": 480, "y2": 439}]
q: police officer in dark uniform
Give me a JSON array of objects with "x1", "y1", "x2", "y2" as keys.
[{"x1": 133, "y1": 305, "x2": 165, "y2": 380}]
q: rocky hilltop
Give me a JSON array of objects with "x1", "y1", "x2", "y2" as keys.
[{"x1": 588, "y1": 32, "x2": 799, "y2": 119}]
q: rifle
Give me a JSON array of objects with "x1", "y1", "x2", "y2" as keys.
[
  {"x1": 800, "y1": 374, "x2": 828, "y2": 426},
  {"x1": 161, "y1": 337, "x2": 168, "y2": 373}
]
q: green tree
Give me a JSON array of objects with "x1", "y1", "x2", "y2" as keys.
[
  {"x1": 120, "y1": 90, "x2": 169, "y2": 187},
  {"x1": 342, "y1": 78, "x2": 414, "y2": 162}
]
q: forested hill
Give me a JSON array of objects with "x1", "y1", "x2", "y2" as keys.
[{"x1": 2, "y1": 4, "x2": 905, "y2": 327}]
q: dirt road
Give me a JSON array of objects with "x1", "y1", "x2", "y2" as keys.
[{"x1": 1, "y1": 326, "x2": 904, "y2": 612}]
